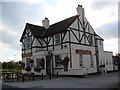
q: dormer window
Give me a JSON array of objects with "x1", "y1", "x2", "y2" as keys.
[
  {"x1": 55, "y1": 34, "x2": 60, "y2": 44},
  {"x1": 24, "y1": 36, "x2": 32, "y2": 49}
]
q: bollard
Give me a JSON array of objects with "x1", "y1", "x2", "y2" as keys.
[
  {"x1": 17, "y1": 73, "x2": 19, "y2": 82},
  {"x1": 49, "y1": 73, "x2": 51, "y2": 79},
  {"x1": 22, "y1": 74, "x2": 25, "y2": 82},
  {"x1": 56, "y1": 72, "x2": 58, "y2": 78},
  {"x1": 41, "y1": 73, "x2": 43, "y2": 80},
  {"x1": 32, "y1": 73, "x2": 35, "y2": 81},
  {"x1": 7, "y1": 73, "x2": 9, "y2": 81},
  {"x1": 3, "y1": 74, "x2": 5, "y2": 81}
]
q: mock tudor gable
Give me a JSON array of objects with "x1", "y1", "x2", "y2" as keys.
[{"x1": 20, "y1": 5, "x2": 113, "y2": 75}]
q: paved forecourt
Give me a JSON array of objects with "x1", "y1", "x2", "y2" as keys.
[{"x1": 2, "y1": 72, "x2": 118, "y2": 88}]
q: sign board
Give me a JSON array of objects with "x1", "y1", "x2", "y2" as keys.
[
  {"x1": 75, "y1": 49, "x2": 91, "y2": 54},
  {"x1": 22, "y1": 53, "x2": 32, "y2": 58}
]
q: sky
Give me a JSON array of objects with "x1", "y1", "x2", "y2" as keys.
[{"x1": 0, "y1": 0, "x2": 119, "y2": 62}]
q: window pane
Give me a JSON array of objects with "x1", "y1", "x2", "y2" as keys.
[
  {"x1": 55, "y1": 34, "x2": 60, "y2": 44},
  {"x1": 36, "y1": 58, "x2": 41, "y2": 67},
  {"x1": 25, "y1": 37, "x2": 32, "y2": 49},
  {"x1": 55, "y1": 55, "x2": 61, "y2": 68}
]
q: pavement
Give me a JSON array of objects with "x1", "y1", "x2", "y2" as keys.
[{"x1": 2, "y1": 72, "x2": 119, "y2": 88}]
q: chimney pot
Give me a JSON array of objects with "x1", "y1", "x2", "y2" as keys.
[{"x1": 42, "y1": 17, "x2": 49, "y2": 29}]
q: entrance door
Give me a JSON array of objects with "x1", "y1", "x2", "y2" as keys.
[{"x1": 46, "y1": 56, "x2": 52, "y2": 75}]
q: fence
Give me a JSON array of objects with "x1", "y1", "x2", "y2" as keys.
[{"x1": 2, "y1": 72, "x2": 59, "y2": 82}]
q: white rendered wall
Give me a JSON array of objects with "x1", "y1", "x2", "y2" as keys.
[{"x1": 103, "y1": 51, "x2": 114, "y2": 71}]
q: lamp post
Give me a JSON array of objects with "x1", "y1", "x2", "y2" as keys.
[
  {"x1": 14, "y1": 55, "x2": 16, "y2": 62},
  {"x1": 7, "y1": 57, "x2": 8, "y2": 72}
]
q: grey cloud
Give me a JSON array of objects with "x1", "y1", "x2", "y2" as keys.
[
  {"x1": 95, "y1": 21, "x2": 118, "y2": 39},
  {"x1": 91, "y1": 2, "x2": 117, "y2": 10},
  {"x1": 2, "y1": 2, "x2": 45, "y2": 32},
  {"x1": 0, "y1": 29, "x2": 20, "y2": 50},
  {"x1": 1, "y1": 2, "x2": 45, "y2": 51},
  {"x1": 118, "y1": 20, "x2": 120, "y2": 39}
]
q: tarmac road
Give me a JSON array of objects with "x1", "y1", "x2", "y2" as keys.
[{"x1": 2, "y1": 72, "x2": 119, "y2": 88}]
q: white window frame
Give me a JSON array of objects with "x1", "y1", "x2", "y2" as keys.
[
  {"x1": 79, "y1": 54, "x2": 83, "y2": 67},
  {"x1": 54, "y1": 55, "x2": 62, "y2": 68},
  {"x1": 25, "y1": 36, "x2": 32, "y2": 49},
  {"x1": 54, "y1": 34, "x2": 61, "y2": 44},
  {"x1": 36, "y1": 58, "x2": 41, "y2": 67}
]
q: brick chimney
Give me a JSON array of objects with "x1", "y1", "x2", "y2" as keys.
[{"x1": 42, "y1": 17, "x2": 49, "y2": 29}]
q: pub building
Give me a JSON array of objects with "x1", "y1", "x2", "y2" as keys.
[{"x1": 20, "y1": 5, "x2": 114, "y2": 75}]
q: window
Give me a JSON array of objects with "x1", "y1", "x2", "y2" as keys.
[
  {"x1": 55, "y1": 55, "x2": 61, "y2": 68},
  {"x1": 26, "y1": 58, "x2": 31, "y2": 67},
  {"x1": 55, "y1": 34, "x2": 60, "y2": 44},
  {"x1": 25, "y1": 37, "x2": 32, "y2": 49},
  {"x1": 89, "y1": 35, "x2": 93, "y2": 45},
  {"x1": 100, "y1": 40, "x2": 102, "y2": 45},
  {"x1": 90, "y1": 55, "x2": 94, "y2": 67},
  {"x1": 36, "y1": 58, "x2": 41, "y2": 67},
  {"x1": 79, "y1": 54, "x2": 83, "y2": 67}
]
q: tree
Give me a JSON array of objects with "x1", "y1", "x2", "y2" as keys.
[
  {"x1": 2, "y1": 62, "x2": 7, "y2": 69},
  {"x1": 2, "y1": 61, "x2": 21, "y2": 70}
]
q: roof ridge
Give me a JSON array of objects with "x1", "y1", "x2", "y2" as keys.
[
  {"x1": 42, "y1": 15, "x2": 79, "y2": 37},
  {"x1": 50, "y1": 15, "x2": 79, "y2": 27},
  {"x1": 26, "y1": 23, "x2": 43, "y2": 27}
]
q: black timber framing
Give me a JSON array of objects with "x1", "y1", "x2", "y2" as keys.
[
  {"x1": 36, "y1": 38, "x2": 43, "y2": 46},
  {"x1": 69, "y1": 27, "x2": 96, "y2": 35},
  {"x1": 70, "y1": 28, "x2": 80, "y2": 43},
  {"x1": 68, "y1": 30, "x2": 72, "y2": 68},
  {"x1": 21, "y1": 35, "x2": 32, "y2": 40},
  {"x1": 52, "y1": 35, "x2": 54, "y2": 50},
  {"x1": 61, "y1": 33, "x2": 63, "y2": 49},
  {"x1": 42, "y1": 38, "x2": 48, "y2": 51},
  {"x1": 61, "y1": 31, "x2": 67, "y2": 43},
  {"x1": 48, "y1": 36, "x2": 52, "y2": 45},
  {"x1": 77, "y1": 18, "x2": 80, "y2": 41},
  {"x1": 26, "y1": 41, "x2": 96, "y2": 50}
]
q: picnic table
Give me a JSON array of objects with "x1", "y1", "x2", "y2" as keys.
[{"x1": 2, "y1": 72, "x2": 14, "y2": 82}]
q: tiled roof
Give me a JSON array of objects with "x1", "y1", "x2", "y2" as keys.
[{"x1": 20, "y1": 15, "x2": 79, "y2": 42}]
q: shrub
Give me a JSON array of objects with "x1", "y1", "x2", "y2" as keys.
[
  {"x1": 29, "y1": 59, "x2": 34, "y2": 63},
  {"x1": 61, "y1": 56, "x2": 69, "y2": 66},
  {"x1": 34, "y1": 67, "x2": 41, "y2": 72},
  {"x1": 25, "y1": 66, "x2": 31, "y2": 71}
]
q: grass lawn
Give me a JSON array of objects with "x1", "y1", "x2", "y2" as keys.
[{"x1": 0, "y1": 69, "x2": 22, "y2": 73}]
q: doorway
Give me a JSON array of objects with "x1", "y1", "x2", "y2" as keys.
[{"x1": 46, "y1": 56, "x2": 52, "y2": 75}]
